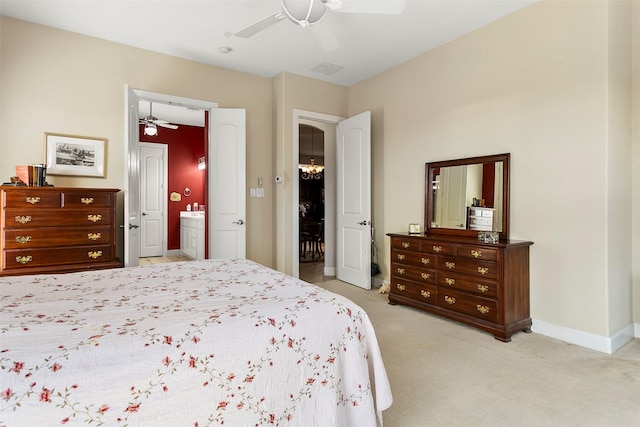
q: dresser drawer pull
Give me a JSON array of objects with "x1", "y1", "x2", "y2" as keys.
[
  {"x1": 87, "y1": 214, "x2": 103, "y2": 222},
  {"x1": 478, "y1": 267, "x2": 489, "y2": 275},
  {"x1": 396, "y1": 284, "x2": 406, "y2": 291},
  {"x1": 397, "y1": 254, "x2": 406, "y2": 260},
  {"x1": 26, "y1": 197, "x2": 41, "y2": 204},
  {"x1": 477, "y1": 284, "x2": 489, "y2": 293},
  {"x1": 15, "y1": 215, "x2": 32, "y2": 224},
  {"x1": 445, "y1": 277, "x2": 455, "y2": 286},
  {"x1": 88, "y1": 251, "x2": 103, "y2": 259},
  {"x1": 421, "y1": 257, "x2": 430, "y2": 264},
  {"x1": 444, "y1": 295, "x2": 456, "y2": 305},
  {"x1": 421, "y1": 290, "x2": 431, "y2": 298},
  {"x1": 396, "y1": 268, "x2": 405, "y2": 275},
  {"x1": 401, "y1": 242, "x2": 410, "y2": 248},
  {"x1": 471, "y1": 249, "x2": 482, "y2": 258},
  {"x1": 445, "y1": 261, "x2": 455, "y2": 269},
  {"x1": 16, "y1": 255, "x2": 33, "y2": 264},
  {"x1": 15, "y1": 236, "x2": 32, "y2": 244},
  {"x1": 421, "y1": 272, "x2": 431, "y2": 280},
  {"x1": 87, "y1": 233, "x2": 102, "y2": 241},
  {"x1": 477, "y1": 305, "x2": 490, "y2": 314},
  {"x1": 81, "y1": 197, "x2": 95, "y2": 204},
  {"x1": 432, "y1": 245, "x2": 442, "y2": 253}
]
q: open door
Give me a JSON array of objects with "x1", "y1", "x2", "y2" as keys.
[
  {"x1": 336, "y1": 111, "x2": 371, "y2": 289},
  {"x1": 124, "y1": 85, "x2": 141, "y2": 267},
  {"x1": 209, "y1": 108, "x2": 246, "y2": 259}
]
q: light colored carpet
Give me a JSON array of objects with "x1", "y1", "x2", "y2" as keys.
[{"x1": 314, "y1": 279, "x2": 640, "y2": 427}]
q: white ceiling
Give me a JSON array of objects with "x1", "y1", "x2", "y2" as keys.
[{"x1": 1, "y1": 0, "x2": 538, "y2": 87}]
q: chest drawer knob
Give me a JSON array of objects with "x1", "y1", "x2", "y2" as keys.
[
  {"x1": 445, "y1": 277, "x2": 455, "y2": 286},
  {"x1": 26, "y1": 197, "x2": 41, "y2": 204},
  {"x1": 81, "y1": 197, "x2": 94, "y2": 204},
  {"x1": 15, "y1": 236, "x2": 32, "y2": 244},
  {"x1": 87, "y1": 233, "x2": 102, "y2": 241},
  {"x1": 421, "y1": 290, "x2": 431, "y2": 298},
  {"x1": 15, "y1": 215, "x2": 32, "y2": 224},
  {"x1": 396, "y1": 268, "x2": 405, "y2": 275},
  {"x1": 444, "y1": 295, "x2": 456, "y2": 305},
  {"x1": 88, "y1": 251, "x2": 103, "y2": 259},
  {"x1": 396, "y1": 283, "x2": 406, "y2": 291},
  {"x1": 445, "y1": 261, "x2": 455, "y2": 269},
  {"x1": 397, "y1": 254, "x2": 406, "y2": 260},
  {"x1": 477, "y1": 305, "x2": 490, "y2": 314},
  {"x1": 421, "y1": 257, "x2": 430, "y2": 264},
  {"x1": 421, "y1": 272, "x2": 431, "y2": 280},
  {"x1": 433, "y1": 245, "x2": 442, "y2": 253},
  {"x1": 471, "y1": 249, "x2": 482, "y2": 258},
  {"x1": 477, "y1": 284, "x2": 489, "y2": 293},
  {"x1": 87, "y1": 214, "x2": 103, "y2": 223},
  {"x1": 16, "y1": 255, "x2": 33, "y2": 264},
  {"x1": 478, "y1": 267, "x2": 489, "y2": 275},
  {"x1": 401, "y1": 242, "x2": 410, "y2": 248}
]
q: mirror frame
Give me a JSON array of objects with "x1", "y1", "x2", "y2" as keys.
[{"x1": 424, "y1": 153, "x2": 510, "y2": 240}]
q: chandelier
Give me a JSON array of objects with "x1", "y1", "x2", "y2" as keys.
[{"x1": 299, "y1": 130, "x2": 324, "y2": 180}]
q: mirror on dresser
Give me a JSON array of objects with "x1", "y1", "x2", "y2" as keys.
[{"x1": 425, "y1": 153, "x2": 510, "y2": 240}]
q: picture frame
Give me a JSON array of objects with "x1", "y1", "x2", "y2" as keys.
[{"x1": 45, "y1": 133, "x2": 107, "y2": 178}]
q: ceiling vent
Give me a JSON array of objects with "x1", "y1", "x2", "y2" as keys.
[{"x1": 311, "y1": 62, "x2": 344, "y2": 75}]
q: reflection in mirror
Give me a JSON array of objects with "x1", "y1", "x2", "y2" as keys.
[{"x1": 425, "y1": 153, "x2": 510, "y2": 240}]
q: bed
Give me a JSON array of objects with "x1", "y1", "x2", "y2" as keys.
[{"x1": 0, "y1": 259, "x2": 392, "y2": 426}]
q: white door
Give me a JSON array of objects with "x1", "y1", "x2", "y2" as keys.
[
  {"x1": 124, "y1": 85, "x2": 141, "y2": 267},
  {"x1": 439, "y1": 165, "x2": 467, "y2": 229},
  {"x1": 209, "y1": 108, "x2": 246, "y2": 259},
  {"x1": 336, "y1": 111, "x2": 371, "y2": 289},
  {"x1": 140, "y1": 143, "x2": 167, "y2": 257}
]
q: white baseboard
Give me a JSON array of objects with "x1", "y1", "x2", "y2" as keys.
[
  {"x1": 531, "y1": 319, "x2": 637, "y2": 354},
  {"x1": 165, "y1": 249, "x2": 181, "y2": 256},
  {"x1": 324, "y1": 267, "x2": 336, "y2": 277}
]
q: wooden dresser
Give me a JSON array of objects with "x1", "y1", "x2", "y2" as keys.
[
  {"x1": 387, "y1": 233, "x2": 533, "y2": 342},
  {"x1": 0, "y1": 186, "x2": 121, "y2": 276}
]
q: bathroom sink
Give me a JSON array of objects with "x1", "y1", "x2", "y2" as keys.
[{"x1": 180, "y1": 211, "x2": 205, "y2": 217}]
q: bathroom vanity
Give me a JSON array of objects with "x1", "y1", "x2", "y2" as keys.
[{"x1": 180, "y1": 211, "x2": 204, "y2": 260}]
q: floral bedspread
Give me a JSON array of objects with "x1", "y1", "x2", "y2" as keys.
[{"x1": 0, "y1": 259, "x2": 391, "y2": 426}]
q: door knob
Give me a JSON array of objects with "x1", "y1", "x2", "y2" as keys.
[
  {"x1": 142, "y1": 212, "x2": 148, "y2": 216},
  {"x1": 233, "y1": 219, "x2": 245, "y2": 225},
  {"x1": 357, "y1": 220, "x2": 370, "y2": 226},
  {"x1": 129, "y1": 223, "x2": 139, "y2": 229}
]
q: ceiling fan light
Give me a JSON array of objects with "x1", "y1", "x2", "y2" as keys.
[
  {"x1": 282, "y1": 0, "x2": 327, "y2": 27},
  {"x1": 144, "y1": 122, "x2": 157, "y2": 136}
]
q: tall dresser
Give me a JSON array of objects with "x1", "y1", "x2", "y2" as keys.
[
  {"x1": 388, "y1": 233, "x2": 532, "y2": 342},
  {"x1": 0, "y1": 186, "x2": 121, "y2": 276}
]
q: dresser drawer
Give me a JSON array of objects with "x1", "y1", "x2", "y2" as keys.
[
  {"x1": 421, "y1": 241, "x2": 455, "y2": 255},
  {"x1": 62, "y1": 191, "x2": 114, "y2": 208},
  {"x1": 456, "y1": 245, "x2": 499, "y2": 262},
  {"x1": 439, "y1": 256, "x2": 498, "y2": 280},
  {"x1": 4, "y1": 208, "x2": 114, "y2": 228},
  {"x1": 437, "y1": 271, "x2": 498, "y2": 298},
  {"x1": 391, "y1": 263, "x2": 436, "y2": 284},
  {"x1": 390, "y1": 278, "x2": 437, "y2": 305},
  {"x1": 392, "y1": 250, "x2": 436, "y2": 268},
  {"x1": 437, "y1": 289, "x2": 498, "y2": 323},
  {"x1": 3, "y1": 226, "x2": 113, "y2": 249},
  {"x1": 391, "y1": 237, "x2": 421, "y2": 252},
  {"x1": 3, "y1": 191, "x2": 61, "y2": 208},
  {"x1": 3, "y1": 245, "x2": 114, "y2": 270}
]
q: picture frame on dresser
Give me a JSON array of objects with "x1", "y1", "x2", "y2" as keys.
[{"x1": 45, "y1": 132, "x2": 107, "y2": 177}]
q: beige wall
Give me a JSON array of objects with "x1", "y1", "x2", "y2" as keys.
[
  {"x1": 347, "y1": 0, "x2": 638, "y2": 348},
  {"x1": 632, "y1": 0, "x2": 640, "y2": 329},
  {"x1": 0, "y1": 17, "x2": 275, "y2": 267}
]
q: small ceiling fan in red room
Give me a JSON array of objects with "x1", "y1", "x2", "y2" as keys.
[{"x1": 139, "y1": 102, "x2": 179, "y2": 136}]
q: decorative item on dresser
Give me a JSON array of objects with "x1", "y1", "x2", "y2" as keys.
[
  {"x1": 0, "y1": 186, "x2": 121, "y2": 276},
  {"x1": 387, "y1": 153, "x2": 533, "y2": 341}
]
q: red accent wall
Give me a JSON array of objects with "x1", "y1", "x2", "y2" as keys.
[{"x1": 140, "y1": 124, "x2": 205, "y2": 250}]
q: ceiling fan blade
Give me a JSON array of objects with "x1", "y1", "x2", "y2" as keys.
[
  {"x1": 311, "y1": 24, "x2": 340, "y2": 52},
  {"x1": 336, "y1": 0, "x2": 405, "y2": 14},
  {"x1": 153, "y1": 119, "x2": 170, "y2": 124},
  {"x1": 234, "y1": 11, "x2": 286, "y2": 38},
  {"x1": 156, "y1": 123, "x2": 178, "y2": 130}
]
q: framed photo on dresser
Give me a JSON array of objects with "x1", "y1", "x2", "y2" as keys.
[{"x1": 45, "y1": 132, "x2": 106, "y2": 177}]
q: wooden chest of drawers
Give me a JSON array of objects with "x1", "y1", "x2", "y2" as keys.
[
  {"x1": 387, "y1": 233, "x2": 533, "y2": 342},
  {"x1": 0, "y1": 186, "x2": 121, "y2": 276}
]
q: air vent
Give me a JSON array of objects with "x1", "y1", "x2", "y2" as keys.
[{"x1": 311, "y1": 62, "x2": 344, "y2": 75}]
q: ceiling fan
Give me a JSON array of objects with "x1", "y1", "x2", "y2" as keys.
[
  {"x1": 139, "y1": 102, "x2": 178, "y2": 136},
  {"x1": 232, "y1": 0, "x2": 405, "y2": 50}
]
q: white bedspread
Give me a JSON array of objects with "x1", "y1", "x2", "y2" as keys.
[{"x1": 0, "y1": 259, "x2": 391, "y2": 426}]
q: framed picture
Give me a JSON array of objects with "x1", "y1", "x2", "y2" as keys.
[{"x1": 45, "y1": 133, "x2": 107, "y2": 177}]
